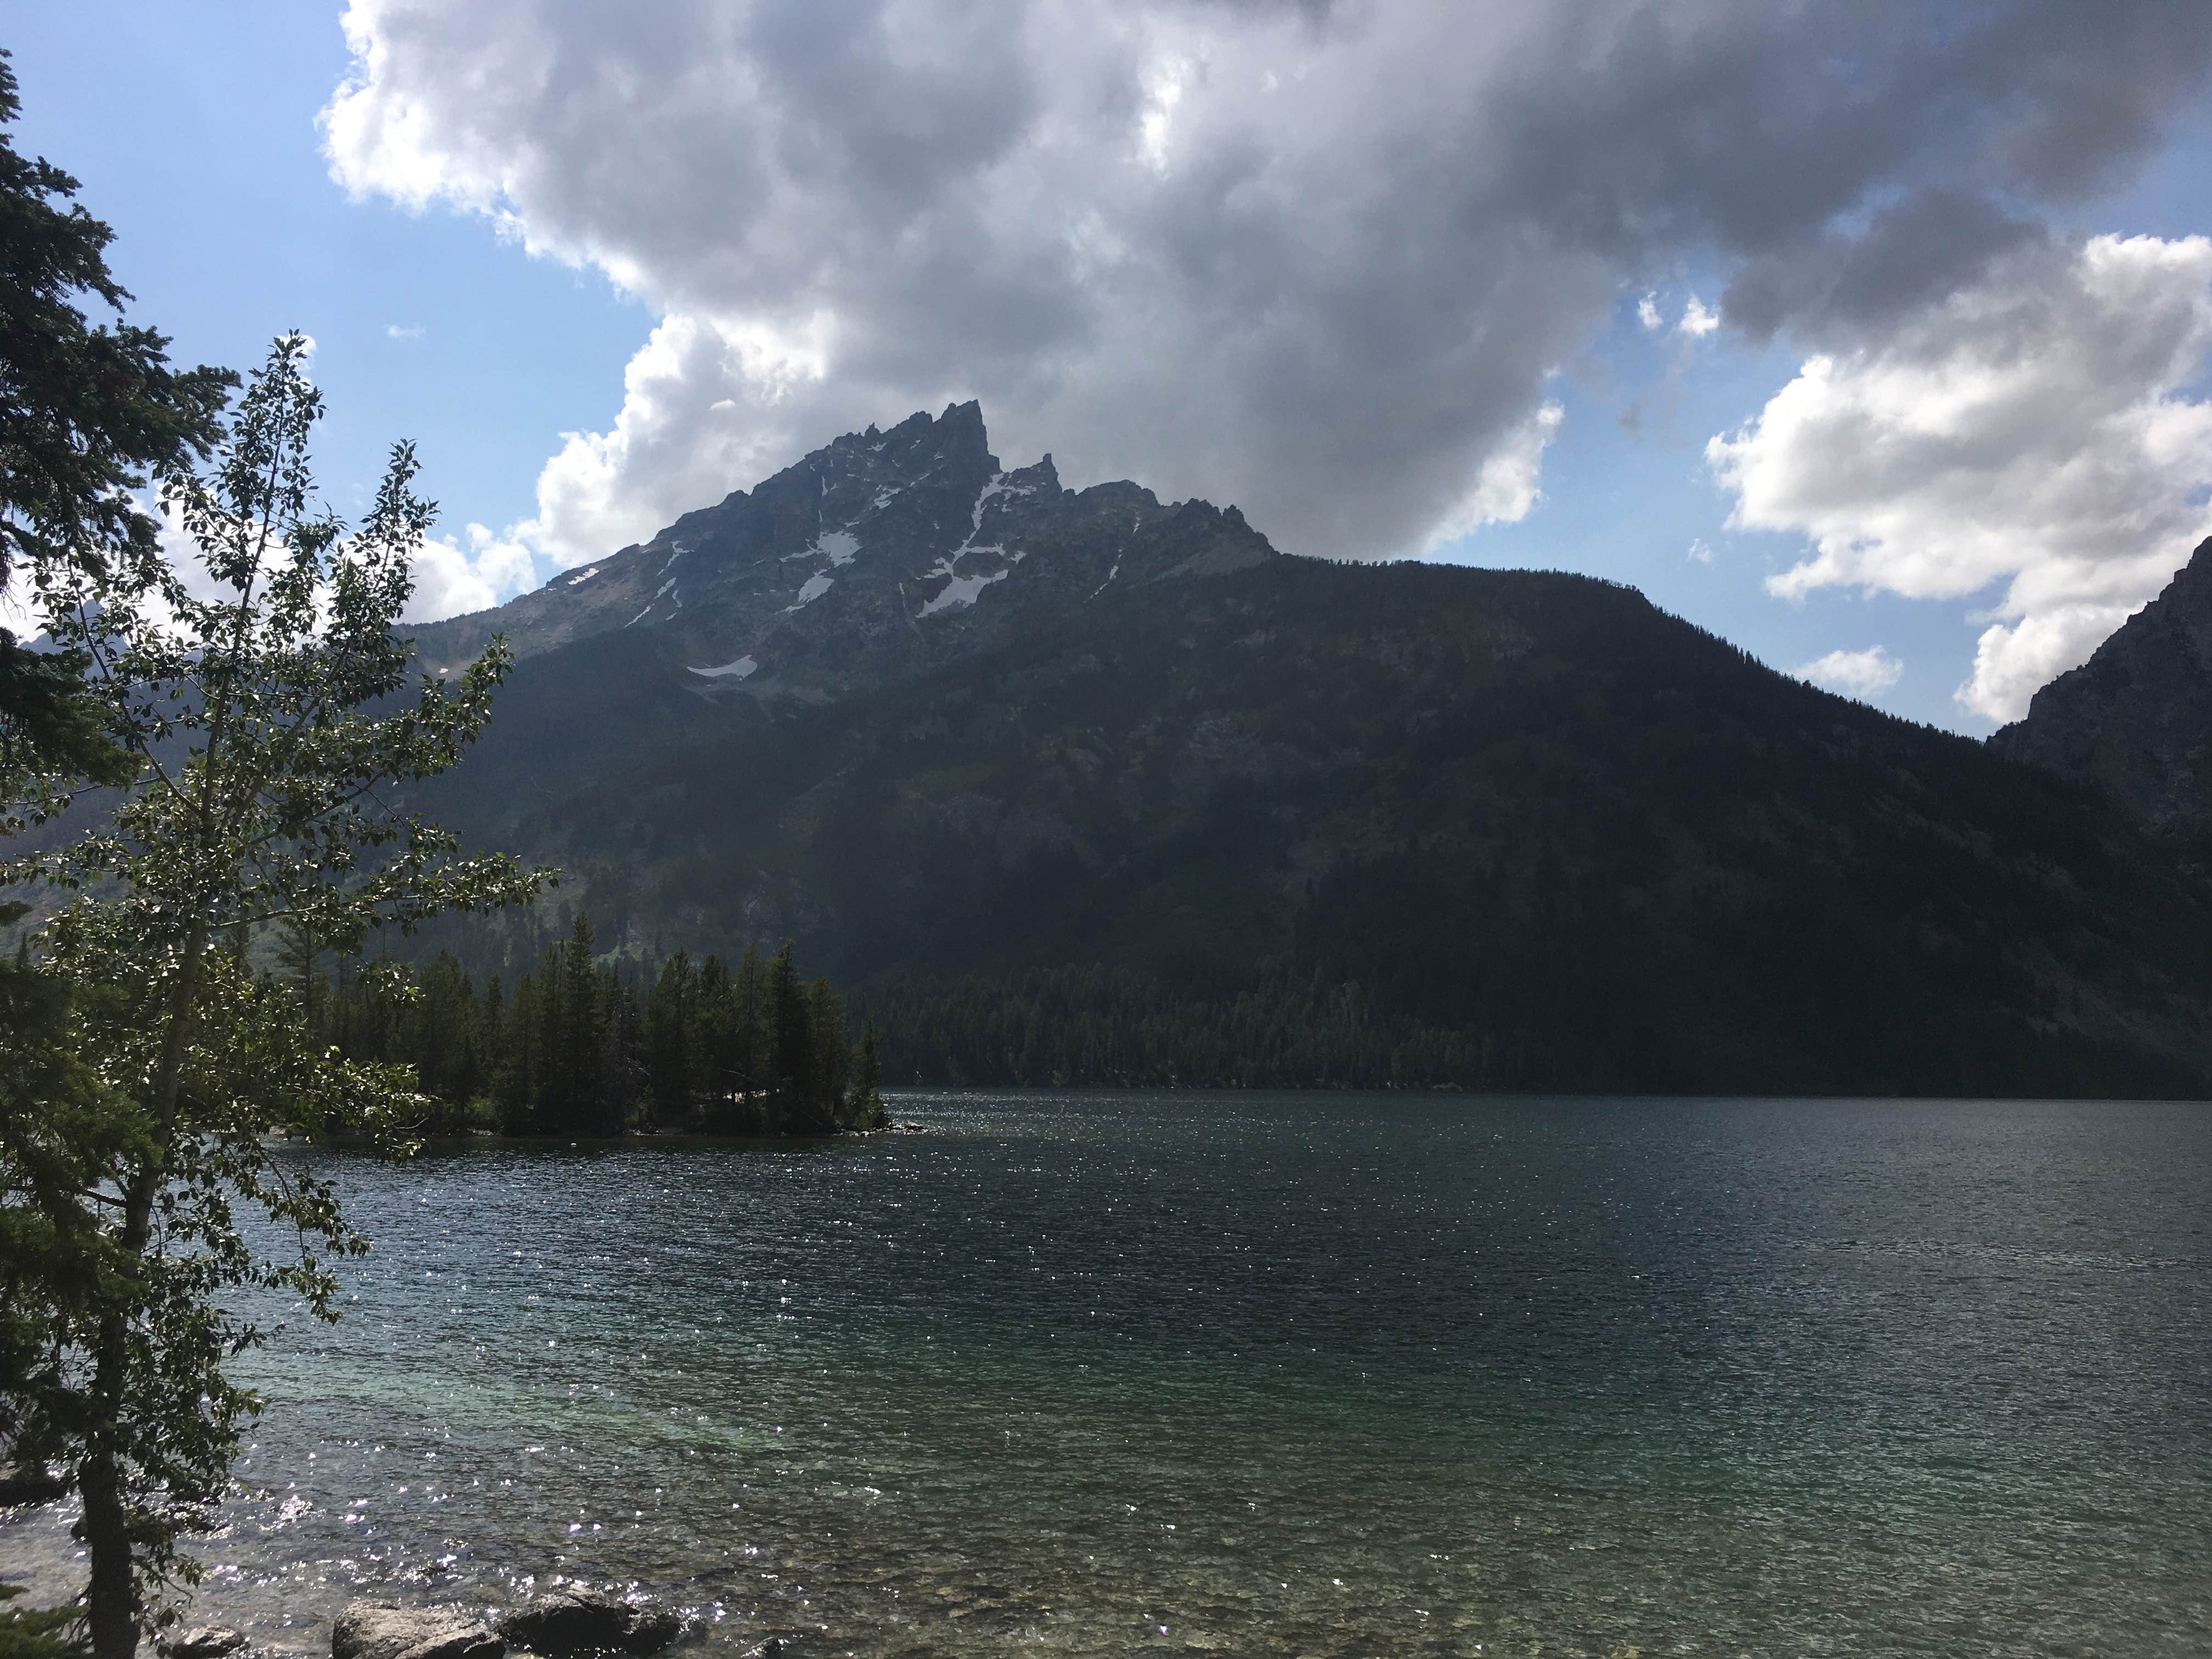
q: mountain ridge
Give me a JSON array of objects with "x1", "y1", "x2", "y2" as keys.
[
  {"x1": 1992, "y1": 535, "x2": 2212, "y2": 847},
  {"x1": 390, "y1": 406, "x2": 2212, "y2": 1095},
  {"x1": 410, "y1": 401, "x2": 1277, "y2": 707}
]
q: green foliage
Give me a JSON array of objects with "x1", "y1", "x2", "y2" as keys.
[
  {"x1": 0, "y1": 49, "x2": 230, "y2": 587},
  {"x1": 0, "y1": 47, "x2": 228, "y2": 823},
  {"x1": 0, "y1": 337, "x2": 548, "y2": 1655},
  {"x1": 306, "y1": 923, "x2": 885, "y2": 1135},
  {"x1": 0, "y1": 1584, "x2": 86, "y2": 1659}
]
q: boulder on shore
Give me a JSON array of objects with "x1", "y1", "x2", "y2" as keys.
[
  {"x1": 159, "y1": 1627, "x2": 249, "y2": 1659},
  {"x1": 331, "y1": 1604, "x2": 505, "y2": 1659},
  {"x1": 0, "y1": 1462, "x2": 67, "y2": 1505},
  {"x1": 499, "y1": 1588, "x2": 682, "y2": 1654}
]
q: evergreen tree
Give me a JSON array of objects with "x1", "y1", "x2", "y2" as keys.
[
  {"x1": 767, "y1": 940, "x2": 808, "y2": 1133},
  {"x1": 801, "y1": 976, "x2": 851, "y2": 1132},
  {"x1": 852, "y1": 1022, "x2": 887, "y2": 1130},
  {"x1": 554, "y1": 913, "x2": 605, "y2": 1131},
  {"x1": 645, "y1": 950, "x2": 695, "y2": 1123}
]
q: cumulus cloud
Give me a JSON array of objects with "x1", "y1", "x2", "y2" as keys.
[
  {"x1": 320, "y1": 1, "x2": 2212, "y2": 577},
  {"x1": 1709, "y1": 234, "x2": 2212, "y2": 721},
  {"x1": 1677, "y1": 297, "x2": 1721, "y2": 338},
  {"x1": 1422, "y1": 403, "x2": 1564, "y2": 550},
  {"x1": 405, "y1": 523, "x2": 538, "y2": 622},
  {"x1": 1793, "y1": 645, "x2": 1904, "y2": 698},
  {"x1": 1637, "y1": 293, "x2": 1663, "y2": 332},
  {"x1": 386, "y1": 323, "x2": 425, "y2": 340}
]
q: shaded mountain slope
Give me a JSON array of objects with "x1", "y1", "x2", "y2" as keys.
[
  {"x1": 409, "y1": 529, "x2": 2212, "y2": 1096},
  {"x1": 1992, "y1": 535, "x2": 2212, "y2": 850}
]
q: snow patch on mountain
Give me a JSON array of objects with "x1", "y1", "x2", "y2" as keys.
[
  {"x1": 907, "y1": 472, "x2": 1029, "y2": 615},
  {"x1": 921, "y1": 568, "x2": 1008, "y2": 615},
  {"x1": 789, "y1": 573, "x2": 833, "y2": 610},
  {"x1": 689, "y1": 655, "x2": 758, "y2": 680}
]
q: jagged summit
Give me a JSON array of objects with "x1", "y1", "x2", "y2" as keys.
[
  {"x1": 1992, "y1": 534, "x2": 2212, "y2": 839},
  {"x1": 411, "y1": 404, "x2": 1277, "y2": 704}
]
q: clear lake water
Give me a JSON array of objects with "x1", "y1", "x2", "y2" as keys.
[{"x1": 3, "y1": 1089, "x2": 2209, "y2": 1656}]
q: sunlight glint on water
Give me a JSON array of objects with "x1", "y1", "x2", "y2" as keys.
[{"x1": 4, "y1": 1090, "x2": 2209, "y2": 1656}]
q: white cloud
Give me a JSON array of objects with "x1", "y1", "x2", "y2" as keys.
[
  {"x1": 1425, "y1": 403, "x2": 1564, "y2": 550},
  {"x1": 320, "y1": 2, "x2": 2212, "y2": 576},
  {"x1": 405, "y1": 522, "x2": 539, "y2": 622},
  {"x1": 1678, "y1": 296, "x2": 1721, "y2": 337},
  {"x1": 1709, "y1": 234, "x2": 2212, "y2": 721},
  {"x1": 386, "y1": 323, "x2": 425, "y2": 341},
  {"x1": 1637, "y1": 292, "x2": 1662, "y2": 331},
  {"x1": 1792, "y1": 645, "x2": 1904, "y2": 697},
  {"x1": 1686, "y1": 537, "x2": 1715, "y2": 564}
]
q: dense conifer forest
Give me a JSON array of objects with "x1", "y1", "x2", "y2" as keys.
[{"x1": 302, "y1": 915, "x2": 886, "y2": 1136}]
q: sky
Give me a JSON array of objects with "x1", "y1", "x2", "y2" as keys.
[{"x1": 10, "y1": 1, "x2": 2212, "y2": 733}]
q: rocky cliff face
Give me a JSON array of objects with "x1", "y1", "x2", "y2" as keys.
[
  {"x1": 1991, "y1": 535, "x2": 2212, "y2": 841},
  {"x1": 410, "y1": 401, "x2": 1275, "y2": 705}
]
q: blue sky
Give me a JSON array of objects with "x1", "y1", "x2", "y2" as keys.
[{"x1": 12, "y1": 3, "x2": 2212, "y2": 733}]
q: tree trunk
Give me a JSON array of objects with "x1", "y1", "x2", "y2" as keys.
[
  {"x1": 80, "y1": 932, "x2": 204, "y2": 1658},
  {"x1": 79, "y1": 1420, "x2": 136, "y2": 1658}
]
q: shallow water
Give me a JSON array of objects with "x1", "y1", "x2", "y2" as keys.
[{"x1": 5, "y1": 1091, "x2": 2210, "y2": 1656}]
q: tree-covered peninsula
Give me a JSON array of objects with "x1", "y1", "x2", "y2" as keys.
[{"x1": 298, "y1": 917, "x2": 887, "y2": 1138}]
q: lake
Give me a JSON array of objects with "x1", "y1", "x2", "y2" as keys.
[{"x1": 4, "y1": 1090, "x2": 2209, "y2": 1656}]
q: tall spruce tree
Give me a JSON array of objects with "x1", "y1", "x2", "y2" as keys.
[
  {"x1": 0, "y1": 48, "x2": 228, "y2": 813},
  {"x1": 2, "y1": 336, "x2": 548, "y2": 1654}
]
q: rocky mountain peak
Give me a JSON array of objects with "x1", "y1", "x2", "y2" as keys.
[
  {"x1": 409, "y1": 404, "x2": 1279, "y2": 706},
  {"x1": 1991, "y1": 534, "x2": 2212, "y2": 839}
]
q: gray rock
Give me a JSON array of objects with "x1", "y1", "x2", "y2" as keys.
[
  {"x1": 331, "y1": 1604, "x2": 505, "y2": 1659},
  {"x1": 0, "y1": 1461, "x2": 67, "y2": 1505},
  {"x1": 499, "y1": 1588, "x2": 682, "y2": 1655},
  {"x1": 1994, "y1": 533, "x2": 2212, "y2": 837},
  {"x1": 160, "y1": 1628, "x2": 249, "y2": 1659}
]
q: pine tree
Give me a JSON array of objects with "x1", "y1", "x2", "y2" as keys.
[
  {"x1": 767, "y1": 940, "x2": 808, "y2": 1134},
  {"x1": 645, "y1": 949, "x2": 696, "y2": 1123},
  {"x1": 852, "y1": 1022, "x2": 887, "y2": 1130},
  {"x1": 555, "y1": 913, "x2": 603, "y2": 1131}
]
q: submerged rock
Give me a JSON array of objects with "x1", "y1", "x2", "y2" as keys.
[
  {"x1": 331, "y1": 1604, "x2": 505, "y2": 1659},
  {"x1": 160, "y1": 1628, "x2": 249, "y2": 1659},
  {"x1": 499, "y1": 1588, "x2": 682, "y2": 1655},
  {"x1": 0, "y1": 1462, "x2": 67, "y2": 1505}
]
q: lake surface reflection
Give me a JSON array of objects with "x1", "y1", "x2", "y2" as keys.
[{"x1": 5, "y1": 1091, "x2": 2210, "y2": 1656}]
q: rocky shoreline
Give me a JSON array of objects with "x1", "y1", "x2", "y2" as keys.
[{"x1": 159, "y1": 1584, "x2": 736, "y2": 1659}]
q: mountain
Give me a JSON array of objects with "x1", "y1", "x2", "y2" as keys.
[
  {"x1": 402, "y1": 407, "x2": 2212, "y2": 1096},
  {"x1": 411, "y1": 401, "x2": 1273, "y2": 704},
  {"x1": 1991, "y1": 535, "x2": 2212, "y2": 850}
]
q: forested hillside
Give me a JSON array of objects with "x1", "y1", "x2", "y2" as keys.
[{"x1": 402, "y1": 538, "x2": 2212, "y2": 1097}]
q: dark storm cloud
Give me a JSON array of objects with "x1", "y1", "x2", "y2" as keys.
[
  {"x1": 1723, "y1": 191, "x2": 2052, "y2": 346},
  {"x1": 325, "y1": 0, "x2": 2212, "y2": 564}
]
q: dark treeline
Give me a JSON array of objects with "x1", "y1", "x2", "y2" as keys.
[
  {"x1": 855, "y1": 948, "x2": 2202, "y2": 1097},
  {"x1": 306, "y1": 913, "x2": 885, "y2": 1136},
  {"x1": 857, "y1": 960, "x2": 1494, "y2": 1090}
]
